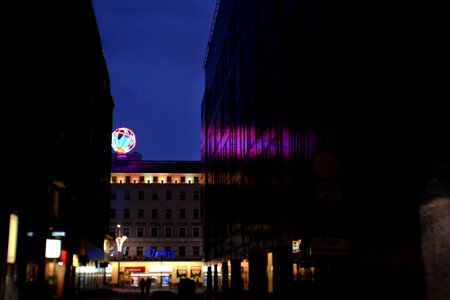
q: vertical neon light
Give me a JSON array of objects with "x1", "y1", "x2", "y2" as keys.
[{"x1": 7, "y1": 213, "x2": 19, "y2": 264}]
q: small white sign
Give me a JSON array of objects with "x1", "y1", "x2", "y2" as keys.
[
  {"x1": 52, "y1": 231, "x2": 66, "y2": 237},
  {"x1": 45, "y1": 239, "x2": 62, "y2": 258},
  {"x1": 149, "y1": 265, "x2": 173, "y2": 273}
]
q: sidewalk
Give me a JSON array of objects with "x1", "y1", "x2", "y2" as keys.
[
  {"x1": 74, "y1": 286, "x2": 211, "y2": 300},
  {"x1": 75, "y1": 289, "x2": 275, "y2": 300},
  {"x1": 74, "y1": 285, "x2": 287, "y2": 300}
]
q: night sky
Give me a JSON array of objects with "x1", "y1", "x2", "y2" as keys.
[{"x1": 92, "y1": 0, "x2": 217, "y2": 161}]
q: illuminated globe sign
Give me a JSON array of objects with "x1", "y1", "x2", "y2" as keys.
[{"x1": 111, "y1": 127, "x2": 136, "y2": 158}]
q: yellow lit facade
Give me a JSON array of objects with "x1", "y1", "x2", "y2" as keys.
[
  {"x1": 111, "y1": 172, "x2": 202, "y2": 185},
  {"x1": 109, "y1": 160, "x2": 204, "y2": 288}
]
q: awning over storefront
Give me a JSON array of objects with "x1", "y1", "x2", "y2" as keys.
[{"x1": 125, "y1": 266, "x2": 145, "y2": 273}]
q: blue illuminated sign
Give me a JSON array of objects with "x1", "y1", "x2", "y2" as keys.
[
  {"x1": 162, "y1": 276, "x2": 170, "y2": 286},
  {"x1": 145, "y1": 247, "x2": 175, "y2": 258}
]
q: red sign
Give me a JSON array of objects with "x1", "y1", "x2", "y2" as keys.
[
  {"x1": 125, "y1": 266, "x2": 145, "y2": 273},
  {"x1": 60, "y1": 250, "x2": 67, "y2": 264}
]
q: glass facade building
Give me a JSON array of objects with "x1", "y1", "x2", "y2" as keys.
[{"x1": 201, "y1": 0, "x2": 449, "y2": 298}]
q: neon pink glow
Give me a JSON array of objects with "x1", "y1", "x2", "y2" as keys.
[{"x1": 111, "y1": 128, "x2": 136, "y2": 154}]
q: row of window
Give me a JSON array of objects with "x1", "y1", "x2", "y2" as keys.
[
  {"x1": 112, "y1": 176, "x2": 199, "y2": 184},
  {"x1": 130, "y1": 246, "x2": 200, "y2": 257},
  {"x1": 110, "y1": 226, "x2": 201, "y2": 238},
  {"x1": 110, "y1": 208, "x2": 200, "y2": 219},
  {"x1": 111, "y1": 190, "x2": 200, "y2": 201}
]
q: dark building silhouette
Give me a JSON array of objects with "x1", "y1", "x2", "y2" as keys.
[
  {"x1": 201, "y1": 1, "x2": 448, "y2": 299},
  {"x1": 2, "y1": 1, "x2": 113, "y2": 299}
]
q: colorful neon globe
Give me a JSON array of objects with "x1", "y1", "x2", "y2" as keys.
[{"x1": 112, "y1": 127, "x2": 136, "y2": 157}]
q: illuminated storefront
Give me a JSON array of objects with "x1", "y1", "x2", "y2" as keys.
[
  {"x1": 202, "y1": 259, "x2": 252, "y2": 292},
  {"x1": 109, "y1": 261, "x2": 204, "y2": 288}
]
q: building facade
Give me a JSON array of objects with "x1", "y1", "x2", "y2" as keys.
[
  {"x1": 202, "y1": 0, "x2": 448, "y2": 299},
  {"x1": 109, "y1": 159, "x2": 204, "y2": 287},
  {"x1": 2, "y1": 1, "x2": 113, "y2": 300}
]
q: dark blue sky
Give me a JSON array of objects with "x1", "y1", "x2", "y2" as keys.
[{"x1": 92, "y1": 0, "x2": 216, "y2": 161}]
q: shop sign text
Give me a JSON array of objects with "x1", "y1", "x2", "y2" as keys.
[{"x1": 145, "y1": 247, "x2": 175, "y2": 258}]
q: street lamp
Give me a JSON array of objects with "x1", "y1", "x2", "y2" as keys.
[{"x1": 115, "y1": 224, "x2": 127, "y2": 287}]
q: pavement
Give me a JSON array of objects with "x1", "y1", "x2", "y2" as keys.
[
  {"x1": 75, "y1": 287, "x2": 217, "y2": 300},
  {"x1": 74, "y1": 286, "x2": 364, "y2": 300},
  {"x1": 73, "y1": 287, "x2": 282, "y2": 300},
  {"x1": 73, "y1": 286, "x2": 370, "y2": 300}
]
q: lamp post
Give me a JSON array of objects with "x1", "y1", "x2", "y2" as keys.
[{"x1": 115, "y1": 224, "x2": 127, "y2": 288}]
